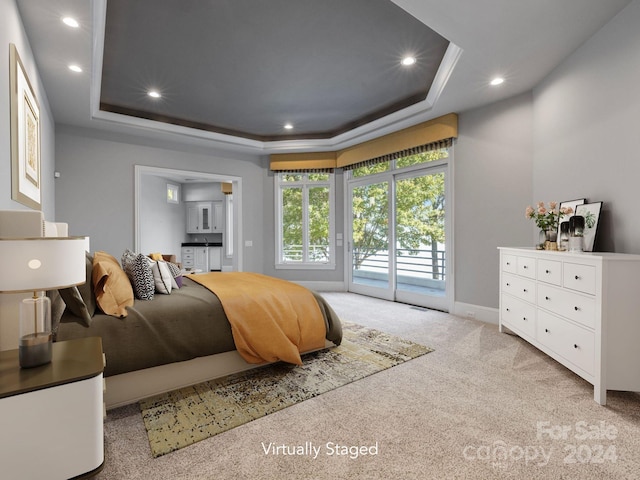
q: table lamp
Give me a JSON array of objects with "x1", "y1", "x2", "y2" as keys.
[{"x1": 0, "y1": 237, "x2": 86, "y2": 368}]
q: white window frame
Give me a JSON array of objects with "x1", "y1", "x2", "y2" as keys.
[{"x1": 275, "y1": 172, "x2": 335, "y2": 269}]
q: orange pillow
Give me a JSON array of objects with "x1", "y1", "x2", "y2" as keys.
[{"x1": 92, "y1": 251, "x2": 134, "y2": 317}]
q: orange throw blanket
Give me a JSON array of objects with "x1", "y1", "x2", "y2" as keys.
[{"x1": 188, "y1": 272, "x2": 327, "y2": 365}]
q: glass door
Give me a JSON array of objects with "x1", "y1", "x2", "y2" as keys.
[
  {"x1": 394, "y1": 168, "x2": 448, "y2": 311},
  {"x1": 348, "y1": 179, "x2": 394, "y2": 301},
  {"x1": 347, "y1": 165, "x2": 450, "y2": 311}
]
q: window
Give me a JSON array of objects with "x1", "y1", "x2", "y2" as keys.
[
  {"x1": 166, "y1": 183, "x2": 179, "y2": 204},
  {"x1": 275, "y1": 172, "x2": 335, "y2": 268}
]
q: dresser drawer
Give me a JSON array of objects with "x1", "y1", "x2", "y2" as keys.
[
  {"x1": 537, "y1": 259, "x2": 562, "y2": 286},
  {"x1": 182, "y1": 247, "x2": 195, "y2": 254},
  {"x1": 537, "y1": 283, "x2": 596, "y2": 329},
  {"x1": 502, "y1": 254, "x2": 517, "y2": 274},
  {"x1": 502, "y1": 273, "x2": 536, "y2": 304},
  {"x1": 501, "y1": 294, "x2": 536, "y2": 338},
  {"x1": 563, "y1": 262, "x2": 596, "y2": 295},
  {"x1": 537, "y1": 310, "x2": 595, "y2": 375},
  {"x1": 516, "y1": 256, "x2": 536, "y2": 279}
]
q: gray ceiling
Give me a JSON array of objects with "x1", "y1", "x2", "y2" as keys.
[
  {"x1": 16, "y1": 0, "x2": 633, "y2": 154},
  {"x1": 100, "y1": 0, "x2": 450, "y2": 141}
]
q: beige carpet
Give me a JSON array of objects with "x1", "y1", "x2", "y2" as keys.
[
  {"x1": 96, "y1": 293, "x2": 640, "y2": 480},
  {"x1": 139, "y1": 322, "x2": 432, "y2": 457}
]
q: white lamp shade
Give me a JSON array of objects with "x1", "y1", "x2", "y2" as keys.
[{"x1": 0, "y1": 237, "x2": 87, "y2": 293}]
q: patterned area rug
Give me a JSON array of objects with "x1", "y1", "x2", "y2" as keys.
[{"x1": 139, "y1": 322, "x2": 433, "y2": 457}]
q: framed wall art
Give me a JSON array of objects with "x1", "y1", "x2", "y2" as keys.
[
  {"x1": 10, "y1": 43, "x2": 41, "y2": 210},
  {"x1": 575, "y1": 201, "x2": 603, "y2": 252}
]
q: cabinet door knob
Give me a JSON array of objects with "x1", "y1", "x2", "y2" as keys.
[
  {"x1": 545, "y1": 296, "x2": 550, "y2": 301},
  {"x1": 523, "y1": 289, "x2": 527, "y2": 293},
  {"x1": 522, "y1": 317, "x2": 527, "y2": 321},
  {"x1": 524, "y1": 265, "x2": 528, "y2": 269},
  {"x1": 574, "y1": 306, "x2": 579, "y2": 311},
  {"x1": 574, "y1": 344, "x2": 579, "y2": 349},
  {"x1": 506, "y1": 308, "x2": 510, "y2": 312},
  {"x1": 545, "y1": 269, "x2": 550, "y2": 274},
  {"x1": 575, "y1": 275, "x2": 580, "y2": 280},
  {"x1": 545, "y1": 328, "x2": 549, "y2": 333},
  {"x1": 506, "y1": 283, "x2": 510, "y2": 286}
]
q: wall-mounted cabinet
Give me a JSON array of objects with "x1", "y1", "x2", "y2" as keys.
[{"x1": 186, "y1": 202, "x2": 223, "y2": 234}]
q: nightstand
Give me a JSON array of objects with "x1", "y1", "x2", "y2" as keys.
[{"x1": 0, "y1": 337, "x2": 105, "y2": 479}]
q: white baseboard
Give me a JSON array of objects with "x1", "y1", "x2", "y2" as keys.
[{"x1": 453, "y1": 301, "x2": 499, "y2": 325}]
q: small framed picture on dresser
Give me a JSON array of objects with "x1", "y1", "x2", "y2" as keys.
[{"x1": 575, "y1": 202, "x2": 603, "y2": 252}]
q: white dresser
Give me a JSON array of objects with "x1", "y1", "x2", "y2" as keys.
[{"x1": 498, "y1": 247, "x2": 640, "y2": 405}]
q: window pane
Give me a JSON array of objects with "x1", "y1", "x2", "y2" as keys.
[
  {"x1": 308, "y1": 186, "x2": 330, "y2": 262},
  {"x1": 396, "y1": 149, "x2": 449, "y2": 169},
  {"x1": 308, "y1": 173, "x2": 329, "y2": 182},
  {"x1": 282, "y1": 173, "x2": 303, "y2": 182},
  {"x1": 282, "y1": 187, "x2": 303, "y2": 261},
  {"x1": 351, "y1": 161, "x2": 390, "y2": 178}
]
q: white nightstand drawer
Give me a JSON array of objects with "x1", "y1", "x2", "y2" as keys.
[
  {"x1": 537, "y1": 259, "x2": 562, "y2": 286},
  {"x1": 537, "y1": 310, "x2": 595, "y2": 375},
  {"x1": 563, "y1": 262, "x2": 596, "y2": 295},
  {"x1": 502, "y1": 294, "x2": 537, "y2": 338},
  {"x1": 502, "y1": 254, "x2": 517, "y2": 274},
  {"x1": 182, "y1": 247, "x2": 195, "y2": 254},
  {"x1": 537, "y1": 283, "x2": 596, "y2": 329},
  {"x1": 516, "y1": 256, "x2": 536, "y2": 279},
  {"x1": 502, "y1": 273, "x2": 536, "y2": 304}
]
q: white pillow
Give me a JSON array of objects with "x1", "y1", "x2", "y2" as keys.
[{"x1": 151, "y1": 260, "x2": 173, "y2": 294}]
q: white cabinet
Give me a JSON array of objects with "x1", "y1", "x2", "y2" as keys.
[
  {"x1": 208, "y1": 247, "x2": 222, "y2": 271},
  {"x1": 498, "y1": 247, "x2": 640, "y2": 405},
  {"x1": 186, "y1": 202, "x2": 223, "y2": 234},
  {"x1": 181, "y1": 246, "x2": 208, "y2": 271}
]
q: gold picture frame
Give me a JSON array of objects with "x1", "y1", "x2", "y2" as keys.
[{"x1": 10, "y1": 43, "x2": 41, "y2": 209}]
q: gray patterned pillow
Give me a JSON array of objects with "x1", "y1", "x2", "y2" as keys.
[{"x1": 121, "y1": 249, "x2": 155, "y2": 300}]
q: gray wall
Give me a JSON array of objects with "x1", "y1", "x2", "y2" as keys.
[
  {"x1": 139, "y1": 175, "x2": 187, "y2": 256},
  {"x1": 54, "y1": 126, "x2": 265, "y2": 273},
  {"x1": 533, "y1": 0, "x2": 640, "y2": 254},
  {"x1": 0, "y1": 0, "x2": 56, "y2": 219},
  {"x1": 455, "y1": 92, "x2": 534, "y2": 308}
]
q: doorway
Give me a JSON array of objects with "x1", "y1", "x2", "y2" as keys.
[
  {"x1": 347, "y1": 161, "x2": 451, "y2": 311},
  {"x1": 134, "y1": 165, "x2": 243, "y2": 271}
]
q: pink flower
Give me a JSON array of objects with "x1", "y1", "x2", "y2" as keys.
[
  {"x1": 549, "y1": 201, "x2": 557, "y2": 209},
  {"x1": 538, "y1": 207, "x2": 546, "y2": 215},
  {"x1": 525, "y1": 206, "x2": 534, "y2": 217},
  {"x1": 537, "y1": 201, "x2": 544, "y2": 208}
]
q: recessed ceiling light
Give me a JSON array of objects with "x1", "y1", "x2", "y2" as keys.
[
  {"x1": 401, "y1": 56, "x2": 417, "y2": 66},
  {"x1": 148, "y1": 90, "x2": 161, "y2": 99},
  {"x1": 62, "y1": 17, "x2": 79, "y2": 28},
  {"x1": 284, "y1": 123, "x2": 293, "y2": 130},
  {"x1": 68, "y1": 64, "x2": 82, "y2": 73},
  {"x1": 490, "y1": 77, "x2": 505, "y2": 86}
]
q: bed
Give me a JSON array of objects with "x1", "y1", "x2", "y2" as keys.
[
  {"x1": 0, "y1": 210, "x2": 342, "y2": 410},
  {"x1": 56, "y1": 257, "x2": 342, "y2": 409}
]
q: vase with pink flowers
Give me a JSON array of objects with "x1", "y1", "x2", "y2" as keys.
[{"x1": 525, "y1": 201, "x2": 573, "y2": 249}]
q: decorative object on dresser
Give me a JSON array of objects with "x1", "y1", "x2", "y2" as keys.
[
  {"x1": 575, "y1": 202, "x2": 603, "y2": 252},
  {"x1": 0, "y1": 237, "x2": 86, "y2": 367},
  {"x1": 498, "y1": 247, "x2": 640, "y2": 405},
  {"x1": 525, "y1": 201, "x2": 573, "y2": 250}
]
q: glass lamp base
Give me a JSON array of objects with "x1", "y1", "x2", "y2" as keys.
[{"x1": 19, "y1": 333, "x2": 52, "y2": 368}]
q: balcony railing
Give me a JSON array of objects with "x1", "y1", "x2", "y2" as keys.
[{"x1": 353, "y1": 247, "x2": 446, "y2": 281}]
